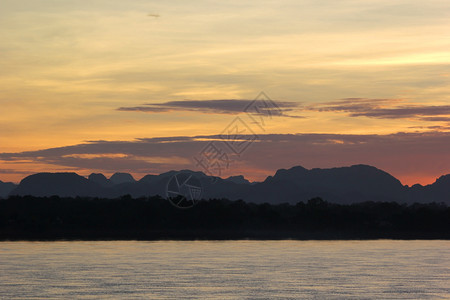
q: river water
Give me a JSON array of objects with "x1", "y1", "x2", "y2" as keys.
[{"x1": 1, "y1": 240, "x2": 449, "y2": 299}]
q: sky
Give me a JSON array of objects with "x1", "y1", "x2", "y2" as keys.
[{"x1": 1, "y1": 0, "x2": 449, "y2": 185}]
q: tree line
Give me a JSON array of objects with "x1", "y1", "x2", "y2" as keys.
[{"x1": 0, "y1": 195, "x2": 449, "y2": 240}]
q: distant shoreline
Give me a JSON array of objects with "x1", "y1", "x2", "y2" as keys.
[
  {"x1": 1, "y1": 196, "x2": 449, "y2": 241},
  {"x1": 2, "y1": 230, "x2": 450, "y2": 241}
]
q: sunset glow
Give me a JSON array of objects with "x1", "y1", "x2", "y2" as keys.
[{"x1": 1, "y1": 0, "x2": 450, "y2": 185}]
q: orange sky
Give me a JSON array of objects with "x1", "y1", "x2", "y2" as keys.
[{"x1": 1, "y1": 0, "x2": 449, "y2": 185}]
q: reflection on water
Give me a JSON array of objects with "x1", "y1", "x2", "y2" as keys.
[{"x1": 0, "y1": 240, "x2": 449, "y2": 299}]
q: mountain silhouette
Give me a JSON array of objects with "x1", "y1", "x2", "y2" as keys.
[
  {"x1": 225, "y1": 175, "x2": 251, "y2": 185},
  {"x1": 6, "y1": 165, "x2": 450, "y2": 204},
  {"x1": 253, "y1": 165, "x2": 405, "y2": 204},
  {"x1": 88, "y1": 173, "x2": 112, "y2": 187},
  {"x1": 109, "y1": 172, "x2": 135, "y2": 184},
  {"x1": 12, "y1": 173, "x2": 101, "y2": 197},
  {"x1": 0, "y1": 180, "x2": 17, "y2": 198}
]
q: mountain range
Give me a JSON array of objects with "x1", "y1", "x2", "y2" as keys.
[{"x1": 1, "y1": 165, "x2": 449, "y2": 204}]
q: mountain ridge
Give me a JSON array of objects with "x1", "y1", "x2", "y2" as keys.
[{"x1": 4, "y1": 165, "x2": 450, "y2": 204}]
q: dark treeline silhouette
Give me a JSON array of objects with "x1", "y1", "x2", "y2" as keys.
[{"x1": 1, "y1": 196, "x2": 449, "y2": 240}]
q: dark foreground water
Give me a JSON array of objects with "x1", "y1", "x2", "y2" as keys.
[{"x1": 0, "y1": 240, "x2": 449, "y2": 299}]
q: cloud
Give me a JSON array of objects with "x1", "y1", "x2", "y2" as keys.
[
  {"x1": 117, "y1": 99, "x2": 303, "y2": 118},
  {"x1": 409, "y1": 124, "x2": 450, "y2": 131},
  {"x1": 0, "y1": 169, "x2": 34, "y2": 175},
  {"x1": 1, "y1": 132, "x2": 450, "y2": 186},
  {"x1": 419, "y1": 117, "x2": 450, "y2": 122},
  {"x1": 312, "y1": 98, "x2": 450, "y2": 121}
]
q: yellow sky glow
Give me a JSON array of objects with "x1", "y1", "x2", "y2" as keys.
[{"x1": 1, "y1": 0, "x2": 450, "y2": 184}]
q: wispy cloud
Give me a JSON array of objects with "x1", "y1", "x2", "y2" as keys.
[
  {"x1": 117, "y1": 99, "x2": 303, "y2": 118},
  {"x1": 311, "y1": 98, "x2": 450, "y2": 121}
]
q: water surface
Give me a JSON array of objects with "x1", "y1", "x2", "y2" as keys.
[{"x1": 1, "y1": 240, "x2": 449, "y2": 299}]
